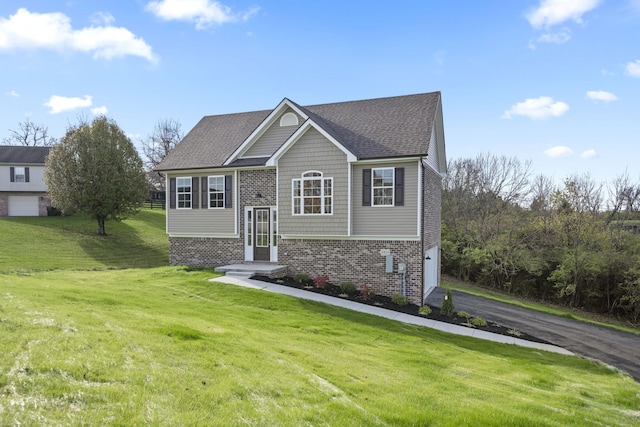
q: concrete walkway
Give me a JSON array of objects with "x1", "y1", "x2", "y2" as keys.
[{"x1": 213, "y1": 275, "x2": 573, "y2": 356}]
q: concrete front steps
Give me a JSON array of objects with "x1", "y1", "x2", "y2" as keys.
[{"x1": 214, "y1": 263, "x2": 288, "y2": 279}]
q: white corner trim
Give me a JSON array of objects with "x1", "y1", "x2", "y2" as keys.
[
  {"x1": 265, "y1": 119, "x2": 357, "y2": 167},
  {"x1": 223, "y1": 99, "x2": 309, "y2": 166}
]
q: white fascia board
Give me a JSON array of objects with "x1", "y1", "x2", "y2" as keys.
[
  {"x1": 354, "y1": 156, "x2": 422, "y2": 165},
  {"x1": 223, "y1": 98, "x2": 309, "y2": 166},
  {"x1": 266, "y1": 119, "x2": 357, "y2": 167},
  {"x1": 164, "y1": 167, "x2": 239, "y2": 176}
]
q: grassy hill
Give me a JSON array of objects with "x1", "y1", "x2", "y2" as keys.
[
  {"x1": 0, "y1": 211, "x2": 639, "y2": 425},
  {"x1": 0, "y1": 209, "x2": 168, "y2": 271}
]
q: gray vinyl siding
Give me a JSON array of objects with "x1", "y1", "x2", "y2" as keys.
[
  {"x1": 167, "y1": 174, "x2": 236, "y2": 235},
  {"x1": 352, "y1": 160, "x2": 419, "y2": 236},
  {"x1": 278, "y1": 127, "x2": 348, "y2": 236},
  {"x1": 242, "y1": 109, "x2": 303, "y2": 158}
]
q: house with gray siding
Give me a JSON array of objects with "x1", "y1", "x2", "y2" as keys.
[
  {"x1": 0, "y1": 145, "x2": 51, "y2": 216},
  {"x1": 156, "y1": 92, "x2": 446, "y2": 304}
]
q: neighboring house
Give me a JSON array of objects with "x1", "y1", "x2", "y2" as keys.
[
  {"x1": 0, "y1": 145, "x2": 51, "y2": 217},
  {"x1": 156, "y1": 92, "x2": 446, "y2": 304}
]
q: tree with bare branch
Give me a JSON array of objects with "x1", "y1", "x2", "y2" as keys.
[
  {"x1": 141, "y1": 119, "x2": 184, "y2": 190},
  {"x1": 2, "y1": 118, "x2": 57, "y2": 146}
]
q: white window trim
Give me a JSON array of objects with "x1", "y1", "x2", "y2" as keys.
[
  {"x1": 14, "y1": 166, "x2": 26, "y2": 183},
  {"x1": 176, "y1": 176, "x2": 192, "y2": 209},
  {"x1": 372, "y1": 167, "x2": 395, "y2": 207},
  {"x1": 208, "y1": 175, "x2": 225, "y2": 209},
  {"x1": 279, "y1": 112, "x2": 299, "y2": 127},
  {"x1": 292, "y1": 170, "x2": 333, "y2": 216}
]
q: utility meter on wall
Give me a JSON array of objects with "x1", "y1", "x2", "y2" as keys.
[{"x1": 398, "y1": 263, "x2": 406, "y2": 273}]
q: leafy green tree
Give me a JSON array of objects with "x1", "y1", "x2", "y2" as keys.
[{"x1": 45, "y1": 117, "x2": 147, "y2": 235}]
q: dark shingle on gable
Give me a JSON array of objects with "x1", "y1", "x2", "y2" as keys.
[
  {"x1": 0, "y1": 145, "x2": 51, "y2": 164},
  {"x1": 303, "y1": 92, "x2": 439, "y2": 160},
  {"x1": 156, "y1": 92, "x2": 441, "y2": 170},
  {"x1": 156, "y1": 110, "x2": 271, "y2": 171}
]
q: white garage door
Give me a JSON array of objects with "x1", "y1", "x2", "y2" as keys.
[{"x1": 8, "y1": 196, "x2": 39, "y2": 216}]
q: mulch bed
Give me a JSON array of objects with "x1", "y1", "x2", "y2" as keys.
[{"x1": 254, "y1": 275, "x2": 551, "y2": 345}]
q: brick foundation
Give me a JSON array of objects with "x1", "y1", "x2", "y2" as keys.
[
  {"x1": 169, "y1": 237, "x2": 244, "y2": 267},
  {"x1": 279, "y1": 238, "x2": 423, "y2": 305}
]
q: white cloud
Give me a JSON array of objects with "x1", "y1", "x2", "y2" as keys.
[
  {"x1": 544, "y1": 146, "x2": 573, "y2": 158},
  {"x1": 6, "y1": 89, "x2": 19, "y2": 97},
  {"x1": 537, "y1": 28, "x2": 571, "y2": 44},
  {"x1": 44, "y1": 94, "x2": 92, "y2": 114},
  {"x1": 527, "y1": 0, "x2": 601, "y2": 28},
  {"x1": 0, "y1": 8, "x2": 156, "y2": 62},
  {"x1": 502, "y1": 96, "x2": 569, "y2": 119},
  {"x1": 146, "y1": 0, "x2": 259, "y2": 30},
  {"x1": 586, "y1": 90, "x2": 618, "y2": 102},
  {"x1": 91, "y1": 106, "x2": 108, "y2": 115},
  {"x1": 90, "y1": 12, "x2": 115, "y2": 26},
  {"x1": 626, "y1": 60, "x2": 640, "y2": 77},
  {"x1": 581, "y1": 149, "x2": 597, "y2": 158}
]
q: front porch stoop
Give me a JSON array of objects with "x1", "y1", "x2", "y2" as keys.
[{"x1": 215, "y1": 263, "x2": 288, "y2": 279}]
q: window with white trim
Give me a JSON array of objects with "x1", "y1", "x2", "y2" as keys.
[
  {"x1": 177, "y1": 177, "x2": 192, "y2": 209},
  {"x1": 372, "y1": 168, "x2": 394, "y2": 206},
  {"x1": 208, "y1": 176, "x2": 225, "y2": 208},
  {"x1": 292, "y1": 171, "x2": 333, "y2": 215}
]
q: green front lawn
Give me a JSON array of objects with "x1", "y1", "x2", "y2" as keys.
[{"x1": 1, "y1": 268, "x2": 638, "y2": 426}]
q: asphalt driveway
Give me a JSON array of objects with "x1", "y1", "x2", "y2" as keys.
[{"x1": 426, "y1": 288, "x2": 640, "y2": 382}]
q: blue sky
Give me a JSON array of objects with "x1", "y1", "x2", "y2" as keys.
[{"x1": 1, "y1": 0, "x2": 639, "y2": 185}]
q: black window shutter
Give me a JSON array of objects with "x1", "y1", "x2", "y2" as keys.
[
  {"x1": 169, "y1": 177, "x2": 176, "y2": 209},
  {"x1": 395, "y1": 167, "x2": 405, "y2": 206},
  {"x1": 225, "y1": 175, "x2": 232, "y2": 208},
  {"x1": 192, "y1": 177, "x2": 199, "y2": 209},
  {"x1": 10, "y1": 167, "x2": 15, "y2": 182},
  {"x1": 25, "y1": 167, "x2": 30, "y2": 183},
  {"x1": 201, "y1": 177, "x2": 208, "y2": 208},
  {"x1": 362, "y1": 169, "x2": 372, "y2": 206}
]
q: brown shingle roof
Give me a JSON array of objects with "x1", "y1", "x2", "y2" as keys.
[
  {"x1": 156, "y1": 92, "x2": 441, "y2": 171},
  {"x1": 0, "y1": 145, "x2": 51, "y2": 164}
]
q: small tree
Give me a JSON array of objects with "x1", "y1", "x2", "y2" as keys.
[
  {"x1": 441, "y1": 288, "x2": 455, "y2": 316},
  {"x1": 45, "y1": 117, "x2": 147, "y2": 235}
]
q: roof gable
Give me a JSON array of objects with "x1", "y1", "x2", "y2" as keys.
[
  {"x1": 223, "y1": 99, "x2": 309, "y2": 166},
  {"x1": 0, "y1": 145, "x2": 51, "y2": 164},
  {"x1": 156, "y1": 92, "x2": 444, "y2": 171}
]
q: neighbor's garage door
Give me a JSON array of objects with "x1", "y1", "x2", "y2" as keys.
[{"x1": 8, "y1": 195, "x2": 39, "y2": 216}]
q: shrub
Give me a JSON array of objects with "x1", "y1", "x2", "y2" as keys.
[
  {"x1": 391, "y1": 293, "x2": 408, "y2": 306},
  {"x1": 418, "y1": 305, "x2": 432, "y2": 315},
  {"x1": 441, "y1": 288, "x2": 455, "y2": 316},
  {"x1": 471, "y1": 317, "x2": 487, "y2": 327},
  {"x1": 293, "y1": 273, "x2": 310, "y2": 284},
  {"x1": 457, "y1": 311, "x2": 471, "y2": 320},
  {"x1": 313, "y1": 274, "x2": 329, "y2": 289},
  {"x1": 340, "y1": 281, "x2": 356, "y2": 294},
  {"x1": 359, "y1": 283, "x2": 375, "y2": 300}
]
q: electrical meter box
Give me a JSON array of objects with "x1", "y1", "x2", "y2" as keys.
[{"x1": 398, "y1": 263, "x2": 406, "y2": 273}]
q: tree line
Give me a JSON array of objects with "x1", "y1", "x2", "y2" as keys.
[{"x1": 442, "y1": 153, "x2": 640, "y2": 325}]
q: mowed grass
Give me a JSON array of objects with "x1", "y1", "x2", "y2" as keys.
[
  {"x1": 0, "y1": 212, "x2": 639, "y2": 425},
  {"x1": 0, "y1": 268, "x2": 639, "y2": 426},
  {"x1": 0, "y1": 209, "x2": 168, "y2": 271}
]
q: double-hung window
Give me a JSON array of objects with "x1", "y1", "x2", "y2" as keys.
[
  {"x1": 177, "y1": 177, "x2": 192, "y2": 209},
  {"x1": 372, "y1": 168, "x2": 394, "y2": 206},
  {"x1": 208, "y1": 176, "x2": 225, "y2": 208},
  {"x1": 10, "y1": 166, "x2": 29, "y2": 183},
  {"x1": 292, "y1": 171, "x2": 333, "y2": 215}
]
